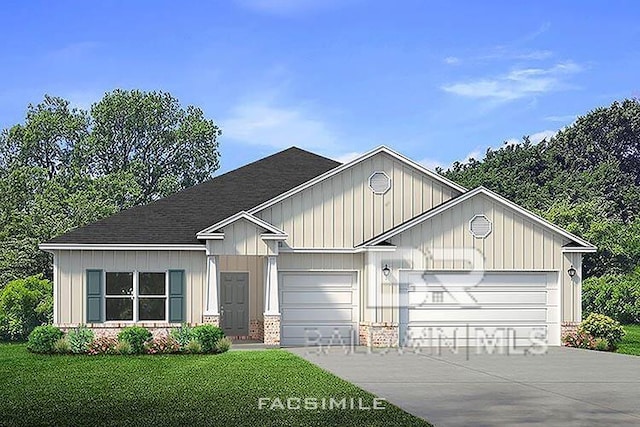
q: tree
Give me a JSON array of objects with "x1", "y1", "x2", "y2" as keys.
[
  {"x1": 0, "y1": 95, "x2": 88, "y2": 179},
  {"x1": 77, "y1": 89, "x2": 222, "y2": 204},
  {"x1": 0, "y1": 90, "x2": 222, "y2": 288}
]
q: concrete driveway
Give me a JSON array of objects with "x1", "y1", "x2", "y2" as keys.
[{"x1": 288, "y1": 346, "x2": 640, "y2": 426}]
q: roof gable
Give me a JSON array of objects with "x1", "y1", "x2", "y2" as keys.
[
  {"x1": 361, "y1": 186, "x2": 596, "y2": 251},
  {"x1": 248, "y1": 146, "x2": 466, "y2": 216},
  {"x1": 197, "y1": 211, "x2": 287, "y2": 238},
  {"x1": 46, "y1": 147, "x2": 339, "y2": 245}
]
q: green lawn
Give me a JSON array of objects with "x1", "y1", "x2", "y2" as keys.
[
  {"x1": 0, "y1": 344, "x2": 429, "y2": 427},
  {"x1": 618, "y1": 324, "x2": 640, "y2": 356}
]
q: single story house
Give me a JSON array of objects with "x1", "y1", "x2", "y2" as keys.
[{"x1": 40, "y1": 146, "x2": 596, "y2": 347}]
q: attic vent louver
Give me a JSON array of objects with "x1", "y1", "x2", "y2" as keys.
[
  {"x1": 368, "y1": 171, "x2": 391, "y2": 194},
  {"x1": 469, "y1": 214, "x2": 492, "y2": 238}
]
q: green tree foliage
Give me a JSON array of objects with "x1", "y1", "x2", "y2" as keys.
[
  {"x1": 0, "y1": 90, "x2": 221, "y2": 288},
  {"x1": 444, "y1": 99, "x2": 640, "y2": 277},
  {"x1": 78, "y1": 89, "x2": 221, "y2": 204},
  {"x1": 0, "y1": 275, "x2": 53, "y2": 340}
]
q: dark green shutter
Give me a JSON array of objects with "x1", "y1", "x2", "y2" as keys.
[
  {"x1": 86, "y1": 270, "x2": 104, "y2": 323},
  {"x1": 168, "y1": 270, "x2": 185, "y2": 323}
]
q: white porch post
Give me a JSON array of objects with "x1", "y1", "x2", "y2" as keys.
[
  {"x1": 204, "y1": 254, "x2": 219, "y2": 316},
  {"x1": 263, "y1": 255, "x2": 281, "y2": 346},
  {"x1": 264, "y1": 256, "x2": 280, "y2": 315}
]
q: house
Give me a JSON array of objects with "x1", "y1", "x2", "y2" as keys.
[{"x1": 39, "y1": 146, "x2": 596, "y2": 347}]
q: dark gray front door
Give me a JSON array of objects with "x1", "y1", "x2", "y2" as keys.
[{"x1": 220, "y1": 272, "x2": 249, "y2": 336}]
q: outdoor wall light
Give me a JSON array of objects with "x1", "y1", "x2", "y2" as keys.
[
  {"x1": 382, "y1": 264, "x2": 391, "y2": 277},
  {"x1": 567, "y1": 265, "x2": 577, "y2": 278}
]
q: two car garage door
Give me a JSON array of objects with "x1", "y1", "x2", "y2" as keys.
[{"x1": 400, "y1": 271, "x2": 558, "y2": 347}]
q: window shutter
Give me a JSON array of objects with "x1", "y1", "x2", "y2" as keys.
[
  {"x1": 168, "y1": 270, "x2": 185, "y2": 323},
  {"x1": 86, "y1": 270, "x2": 103, "y2": 323}
]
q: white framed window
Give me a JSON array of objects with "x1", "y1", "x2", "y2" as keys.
[
  {"x1": 104, "y1": 271, "x2": 168, "y2": 322},
  {"x1": 368, "y1": 171, "x2": 391, "y2": 194}
]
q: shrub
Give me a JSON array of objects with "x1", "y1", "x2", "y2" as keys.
[
  {"x1": 582, "y1": 271, "x2": 640, "y2": 323},
  {"x1": 192, "y1": 325, "x2": 224, "y2": 353},
  {"x1": 579, "y1": 313, "x2": 625, "y2": 349},
  {"x1": 184, "y1": 339, "x2": 202, "y2": 354},
  {"x1": 115, "y1": 340, "x2": 133, "y2": 355},
  {"x1": 26, "y1": 325, "x2": 64, "y2": 354},
  {"x1": 53, "y1": 337, "x2": 71, "y2": 354},
  {"x1": 145, "y1": 336, "x2": 180, "y2": 354},
  {"x1": 594, "y1": 338, "x2": 610, "y2": 351},
  {"x1": 87, "y1": 336, "x2": 118, "y2": 355},
  {"x1": 170, "y1": 323, "x2": 194, "y2": 349},
  {"x1": 214, "y1": 337, "x2": 232, "y2": 353},
  {"x1": 67, "y1": 325, "x2": 94, "y2": 354},
  {"x1": 117, "y1": 326, "x2": 152, "y2": 354},
  {"x1": 0, "y1": 275, "x2": 53, "y2": 340},
  {"x1": 562, "y1": 330, "x2": 596, "y2": 349}
]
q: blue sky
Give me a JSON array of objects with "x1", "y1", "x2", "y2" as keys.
[{"x1": 1, "y1": 1, "x2": 639, "y2": 173}]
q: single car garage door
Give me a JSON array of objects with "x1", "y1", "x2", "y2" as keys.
[
  {"x1": 280, "y1": 272, "x2": 358, "y2": 346},
  {"x1": 400, "y1": 271, "x2": 559, "y2": 347}
]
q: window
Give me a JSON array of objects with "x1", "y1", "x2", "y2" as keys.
[
  {"x1": 368, "y1": 171, "x2": 391, "y2": 194},
  {"x1": 105, "y1": 272, "x2": 167, "y2": 322},
  {"x1": 469, "y1": 214, "x2": 492, "y2": 238},
  {"x1": 432, "y1": 291, "x2": 444, "y2": 303}
]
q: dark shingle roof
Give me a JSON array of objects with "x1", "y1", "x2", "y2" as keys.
[{"x1": 47, "y1": 147, "x2": 340, "y2": 245}]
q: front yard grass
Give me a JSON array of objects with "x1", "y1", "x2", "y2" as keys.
[
  {"x1": 618, "y1": 324, "x2": 640, "y2": 356},
  {"x1": 0, "y1": 344, "x2": 429, "y2": 427}
]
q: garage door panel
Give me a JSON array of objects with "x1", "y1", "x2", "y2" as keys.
[
  {"x1": 282, "y1": 308, "x2": 354, "y2": 322},
  {"x1": 409, "y1": 273, "x2": 549, "y2": 288},
  {"x1": 407, "y1": 290, "x2": 547, "y2": 305},
  {"x1": 281, "y1": 325, "x2": 356, "y2": 346},
  {"x1": 408, "y1": 308, "x2": 547, "y2": 322},
  {"x1": 405, "y1": 325, "x2": 547, "y2": 347},
  {"x1": 281, "y1": 290, "x2": 353, "y2": 305}
]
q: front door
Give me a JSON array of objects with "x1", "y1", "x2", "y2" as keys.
[{"x1": 220, "y1": 272, "x2": 249, "y2": 336}]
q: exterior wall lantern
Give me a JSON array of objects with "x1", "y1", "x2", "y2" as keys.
[
  {"x1": 382, "y1": 264, "x2": 391, "y2": 277},
  {"x1": 567, "y1": 265, "x2": 577, "y2": 278}
]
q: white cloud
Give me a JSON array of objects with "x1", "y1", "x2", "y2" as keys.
[
  {"x1": 544, "y1": 114, "x2": 576, "y2": 123},
  {"x1": 235, "y1": 0, "x2": 342, "y2": 15},
  {"x1": 441, "y1": 61, "x2": 582, "y2": 101},
  {"x1": 419, "y1": 158, "x2": 445, "y2": 171},
  {"x1": 334, "y1": 151, "x2": 364, "y2": 164},
  {"x1": 514, "y1": 50, "x2": 553, "y2": 60},
  {"x1": 529, "y1": 129, "x2": 558, "y2": 143},
  {"x1": 221, "y1": 100, "x2": 337, "y2": 150},
  {"x1": 47, "y1": 42, "x2": 98, "y2": 61},
  {"x1": 444, "y1": 56, "x2": 460, "y2": 65}
]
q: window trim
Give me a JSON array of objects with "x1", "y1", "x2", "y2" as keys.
[{"x1": 103, "y1": 270, "x2": 169, "y2": 323}]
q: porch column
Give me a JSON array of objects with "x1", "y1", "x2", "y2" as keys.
[
  {"x1": 263, "y1": 255, "x2": 281, "y2": 345},
  {"x1": 203, "y1": 254, "x2": 220, "y2": 326},
  {"x1": 264, "y1": 256, "x2": 280, "y2": 315}
]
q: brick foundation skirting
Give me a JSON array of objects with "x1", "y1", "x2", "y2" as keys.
[
  {"x1": 58, "y1": 323, "x2": 184, "y2": 338},
  {"x1": 263, "y1": 314, "x2": 281, "y2": 346},
  {"x1": 561, "y1": 321, "x2": 580, "y2": 338},
  {"x1": 202, "y1": 314, "x2": 220, "y2": 326},
  {"x1": 359, "y1": 322, "x2": 399, "y2": 347},
  {"x1": 250, "y1": 319, "x2": 264, "y2": 341}
]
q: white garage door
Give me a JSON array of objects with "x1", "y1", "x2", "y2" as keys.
[
  {"x1": 400, "y1": 272, "x2": 558, "y2": 347},
  {"x1": 280, "y1": 272, "x2": 358, "y2": 346}
]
